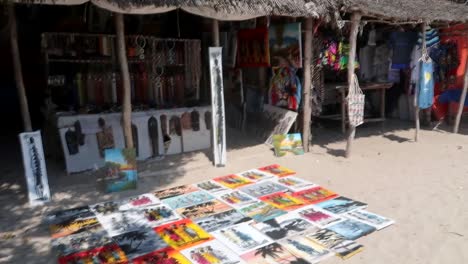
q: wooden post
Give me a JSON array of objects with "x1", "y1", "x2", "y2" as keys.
[
  {"x1": 115, "y1": 13, "x2": 133, "y2": 148},
  {"x1": 302, "y1": 18, "x2": 314, "y2": 152},
  {"x1": 9, "y1": 4, "x2": 32, "y2": 132},
  {"x1": 453, "y1": 54, "x2": 468, "y2": 133},
  {"x1": 212, "y1": 19, "x2": 220, "y2": 47},
  {"x1": 414, "y1": 22, "x2": 426, "y2": 142},
  {"x1": 345, "y1": 12, "x2": 362, "y2": 158}
]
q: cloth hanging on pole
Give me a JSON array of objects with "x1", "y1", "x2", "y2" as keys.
[{"x1": 418, "y1": 59, "x2": 435, "y2": 109}]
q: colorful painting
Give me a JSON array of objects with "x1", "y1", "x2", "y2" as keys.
[
  {"x1": 239, "y1": 202, "x2": 286, "y2": 222},
  {"x1": 280, "y1": 236, "x2": 333, "y2": 263},
  {"x1": 154, "y1": 185, "x2": 199, "y2": 200},
  {"x1": 344, "y1": 209, "x2": 395, "y2": 230},
  {"x1": 104, "y1": 148, "x2": 137, "y2": 193},
  {"x1": 212, "y1": 223, "x2": 271, "y2": 254},
  {"x1": 196, "y1": 181, "x2": 227, "y2": 194},
  {"x1": 252, "y1": 213, "x2": 314, "y2": 240},
  {"x1": 213, "y1": 174, "x2": 253, "y2": 189},
  {"x1": 116, "y1": 193, "x2": 161, "y2": 211},
  {"x1": 51, "y1": 226, "x2": 112, "y2": 257},
  {"x1": 326, "y1": 219, "x2": 376, "y2": 240},
  {"x1": 113, "y1": 229, "x2": 169, "y2": 260},
  {"x1": 274, "y1": 176, "x2": 316, "y2": 191},
  {"x1": 258, "y1": 164, "x2": 295, "y2": 177},
  {"x1": 162, "y1": 191, "x2": 215, "y2": 210},
  {"x1": 217, "y1": 191, "x2": 256, "y2": 208},
  {"x1": 297, "y1": 206, "x2": 344, "y2": 228},
  {"x1": 238, "y1": 169, "x2": 276, "y2": 182},
  {"x1": 272, "y1": 133, "x2": 304, "y2": 157},
  {"x1": 58, "y1": 244, "x2": 127, "y2": 264},
  {"x1": 240, "y1": 181, "x2": 289, "y2": 198},
  {"x1": 155, "y1": 219, "x2": 212, "y2": 250},
  {"x1": 181, "y1": 240, "x2": 245, "y2": 264},
  {"x1": 141, "y1": 204, "x2": 182, "y2": 227},
  {"x1": 269, "y1": 23, "x2": 302, "y2": 68},
  {"x1": 259, "y1": 192, "x2": 304, "y2": 211},
  {"x1": 305, "y1": 228, "x2": 364, "y2": 259},
  {"x1": 133, "y1": 248, "x2": 191, "y2": 264},
  {"x1": 176, "y1": 200, "x2": 232, "y2": 220},
  {"x1": 240, "y1": 242, "x2": 305, "y2": 264},
  {"x1": 49, "y1": 215, "x2": 100, "y2": 239},
  {"x1": 195, "y1": 209, "x2": 252, "y2": 233},
  {"x1": 315, "y1": 196, "x2": 367, "y2": 214},
  {"x1": 291, "y1": 186, "x2": 338, "y2": 205},
  {"x1": 237, "y1": 27, "x2": 270, "y2": 67},
  {"x1": 96, "y1": 210, "x2": 150, "y2": 236}
]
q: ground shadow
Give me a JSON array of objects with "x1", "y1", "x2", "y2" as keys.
[{"x1": 383, "y1": 134, "x2": 411, "y2": 143}]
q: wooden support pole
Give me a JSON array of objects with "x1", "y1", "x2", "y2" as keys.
[
  {"x1": 453, "y1": 54, "x2": 468, "y2": 134},
  {"x1": 414, "y1": 22, "x2": 426, "y2": 142},
  {"x1": 345, "y1": 12, "x2": 362, "y2": 158},
  {"x1": 212, "y1": 19, "x2": 220, "y2": 47},
  {"x1": 9, "y1": 4, "x2": 32, "y2": 132},
  {"x1": 302, "y1": 18, "x2": 314, "y2": 152},
  {"x1": 115, "y1": 13, "x2": 134, "y2": 148}
]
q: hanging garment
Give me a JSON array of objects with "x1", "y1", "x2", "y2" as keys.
[
  {"x1": 418, "y1": 59, "x2": 435, "y2": 109},
  {"x1": 388, "y1": 31, "x2": 418, "y2": 66},
  {"x1": 373, "y1": 44, "x2": 391, "y2": 82},
  {"x1": 148, "y1": 116, "x2": 159, "y2": 157},
  {"x1": 65, "y1": 129, "x2": 79, "y2": 155}
]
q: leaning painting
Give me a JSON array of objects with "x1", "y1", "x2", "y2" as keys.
[
  {"x1": 272, "y1": 133, "x2": 304, "y2": 157},
  {"x1": 269, "y1": 22, "x2": 302, "y2": 68},
  {"x1": 104, "y1": 148, "x2": 138, "y2": 193}
]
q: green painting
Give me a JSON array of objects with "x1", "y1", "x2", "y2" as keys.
[{"x1": 272, "y1": 133, "x2": 304, "y2": 157}]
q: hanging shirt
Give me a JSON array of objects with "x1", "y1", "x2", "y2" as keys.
[
  {"x1": 418, "y1": 59, "x2": 435, "y2": 109},
  {"x1": 389, "y1": 31, "x2": 418, "y2": 67}
]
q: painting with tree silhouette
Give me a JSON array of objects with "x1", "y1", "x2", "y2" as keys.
[
  {"x1": 315, "y1": 196, "x2": 367, "y2": 214},
  {"x1": 113, "y1": 229, "x2": 169, "y2": 260},
  {"x1": 240, "y1": 180, "x2": 289, "y2": 198},
  {"x1": 327, "y1": 219, "x2": 376, "y2": 240},
  {"x1": 272, "y1": 133, "x2": 304, "y2": 157},
  {"x1": 344, "y1": 209, "x2": 395, "y2": 230},
  {"x1": 252, "y1": 213, "x2": 314, "y2": 240},
  {"x1": 195, "y1": 209, "x2": 252, "y2": 232},
  {"x1": 162, "y1": 191, "x2": 215, "y2": 210},
  {"x1": 154, "y1": 184, "x2": 199, "y2": 199},
  {"x1": 104, "y1": 148, "x2": 138, "y2": 193},
  {"x1": 306, "y1": 228, "x2": 364, "y2": 259},
  {"x1": 240, "y1": 242, "x2": 307, "y2": 264},
  {"x1": 133, "y1": 247, "x2": 191, "y2": 264},
  {"x1": 280, "y1": 235, "x2": 333, "y2": 263},
  {"x1": 212, "y1": 222, "x2": 271, "y2": 254},
  {"x1": 239, "y1": 202, "x2": 287, "y2": 222},
  {"x1": 51, "y1": 225, "x2": 113, "y2": 257},
  {"x1": 95, "y1": 210, "x2": 151, "y2": 237},
  {"x1": 176, "y1": 200, "x2": 232, "y2": 219}
]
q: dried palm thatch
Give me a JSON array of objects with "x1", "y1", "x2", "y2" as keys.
[{"x1": 341, "y1": 0, "x2": 468, "y2": 22}]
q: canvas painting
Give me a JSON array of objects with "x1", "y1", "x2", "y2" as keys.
[
  {"x1": 176, "y1": 199, "x2": 232, "y2": 220},
  {"x1": 49, "y1": 214, "x2": 100, "y2": 239},
  {"x1": 217, "y1": 190, "x2": 256, "y2": 208},
  {"x1": 213, "y1": 174, "x2": 253, "y2": 189},
  {"x1": 259, "y1": 192, "x2": 304, "y2": 211},
  {"x1": 196, "y1": 181, "x2": 228, "y2": 194},
  {"x1": 291, "y1": 186, "x2": 338, "y2": 205},
  {"x1": 141, "y1": 204, "x2": 182, "y2": 227},
  {"x1": 90, "y1": 201, "x2": 121, "y2": 216},
  {"x1": 240, "y1": 181, "x2": 289, "y2": 198},
  {"x1": 240, "y1": 242, "x2": 306, "y2": 264},
  {"x1": 297, "y1": 206, "x2": 344, "y2": 228},
  {"x1": 305, "y1": 228, "x2": 363, "y2": 259},
  {"x1": 57, "y1": 244, "x2": 127, "y2": 264},
  {"x1": 274, "y1": 177, "x2": 316, "y2": 191},
  {"x1": 251, "y1": 213, "x2": 314, "y2": 240},
  {"x1": 133, "y1": 248, "x2": 191, "y2": 264},
  {"x1": 272, "y1": 133, "x2": 305, "y2": 157},
  {"x1": 195, "y1": 209, "x2": 252, "y2": 233},
  {"x1": 326, "y1": 219, "x2": 376, "y2": 240},
  {"x1": 162, "y1": 191, "x2": 215, "y2": 210},
  {"x1": 239, "y1": 202, "x2": 287, "y2": 222},
  {"x1": 258, "y1": 164, "x2": 295, "y2": 177},
  {"x1": 237, "y1": 169, "x2": 276, "y2": 182},
  {"x1": 113, "y1": 229, "x2": 169, "y2": 260},
  {"x1": 154, "y1": 185, "x2": 199, "y2": 200},
  {"x1": 51, "y1": 225, "x2": 112, "y2": 257},
  {"x1": 344, "y1": 209, "x2": 395, "y2": 230},
  {"x1": 209, "y1": 47, "x2": 227, "y2": 166},
  {"x1": 262, "y1": 105, "x2": 298, "y2": 146},
  {"x1": 117, "y1": 193, "x2": 161, "y2": 211},
  {"x1": 280, "y1": 235, "x2": 333, "y2": 263},
  {"x1": 104, "y1": 148, "x2": 137, "y2": 193},
  {"x1": 236, "y1": 27, "x2": 270, "y2": 67},
  {"x1": 46, "y1": 206, "x2": 94, "y2": 225},
  {"x1": 269, "y1": 23, "x2": 302, "y2": 68},
  {"x1": 155, "y1": 219, "x2": 213, "y2": 250},
  {"x1": 315, "y1": 196, "x2": 367, "y2": 214},
  {"x1": 96, "y1": 210, "x2": 150, "y2": 237},
  {"x1": 181, "y1": 240, "x2": 245, "y2": 264},
  {"x1": 19, "y1": 130, "x2": 51, "y2": 206},
  {"x1": 212, "y1": 222, "x2": 271, "y2": 254}
]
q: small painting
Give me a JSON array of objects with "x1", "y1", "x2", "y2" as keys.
[
  {"x1": 104, "y1": 148, "x2": 138, "y2": 193},
  {"x1": 259, "y1": 192, "x2": 305, "y2": 211},
  {"x1": 141, "y1": 204, "x2": 182, "y2": 227},
  {"x1": 315, "y1": 196, "x2": 367, "y2": 214},
  {"x1": 269, "y1": 23, "x2": 302, "y2": 68},
  {"x1": 258, "y1": 164, "x2": 295, "y2": 177},
  {"x1": 181, "y1": 240, "x2": 245, "y2": 264},
  {"x1": 113, "y1": 229, "x2": 169, "y2": 260},
  {"x1": 46, "y1": 206, "x2": 94, "y2": 225},
  {"x1": 51, "y1": 226, "x2": 113, "y2": 257},
  {"x1": 90, "y1": 201, "x2": 120, "y2": 216},
  {"x1": 239, "y1": 202, "x2": 287, "y2": 222},
  {"x1": 291, "y1": 186, "x2": 338, "y2": 205},
  {"x1": 251, "y1": 213, "x2": 314, "y2": 240},
  {"x1": 96, "y1": 210, "x2": 150, "y2": 237},
  {"x1": 117, "y1": 193, "x2": 161, "y2": 211},
  {"x1": 217, "y1": 191, "x2": 256, "y2": 208},
  {"x1": 195, "y1": 209, "x2": 252, "y2": 233},
  {"x1": 274, "y1": 176, "x2": 316, "y2": 191},
  {"x1": 162, "y1": 191, "x2": 215, "y2": 210},
  {"x1": 280, "y1": 236, "x2": 333, "y2": 263},
  {"x1": 213, "y1": 174, "x2": 253, "y2": 189},
  {"x1": 196, "y1": 181, "x2": 228, "y2": 194},
  {"x1": 212, "y1": 223, "x2": 271, "y2": 254},
  {"x1": 240, "y1": 242, "x2": 305, "y2": 264},
  {"x1": 326, "y1": 219, "x2": 376, "y2": 240},
  {"x1": 58, "y1": 244, "x2": 127, "y2": 264},
  {"x1": 154, "y1": 185, "x2": 199, "y2": 200},
  {"x1": 297, "y1": 205, "x2": 344, "y2": 228},
  {"x1": 176, "y1": 200, "x2": 232, "y2": 220},
  {"x1": 344, "y1": 209, "x2": 395, "y2": 230},
  {"x1": 240, "y1": 181, "x2": 289, "y2": 198},
  {"x1": 155, "y1": 219, "x2": 213, "y2": 250},
  {"x1": 49, "y1": 215, "x2": 100, "y2": 239},
  {"x1": 305, "y1": 228, "x2": 364, "y2": 258},
  {"x1": 237, "y1": 169, "x2": 276, "y2": 182},
  {"x1": 133, "y1": 248, "x2": 191, "y2": 264},
  {"x1": 272, "y1": 133, "x2": 304, "y2": 157}
]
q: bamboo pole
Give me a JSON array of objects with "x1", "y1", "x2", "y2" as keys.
[
  {"x1": 302, "y1": 18, "x2": 314, "y2": 152},
  {"x1": 212, "y1": 19, "x2": 220, "y2": 47},
  {"x1": 453, "y1": 55, "x2": 468, "y2": 134},
  {"x1": 345, "y1": 12, "x2": 362, "y2": 158},
  {"x1": 115, "y1": 13, "x2": 133, "y2": 148},
  {"x1": 414, "y1": 22, "x2": 426, "y2": 142},
  {"x1": 9, "y1": 4, "x2": 32, "y2": 132}
]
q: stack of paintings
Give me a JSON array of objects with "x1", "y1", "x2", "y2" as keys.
[{"x1": 46, "y1": 164, "x2": 394, "y2": 264}]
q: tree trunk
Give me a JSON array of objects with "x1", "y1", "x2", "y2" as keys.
[
  {"x1": 302, "y1": 18, "x2": 314, "y2": 152},
  {"x1": 115, "y1": 13, "x2": 134, "y2": 148}
]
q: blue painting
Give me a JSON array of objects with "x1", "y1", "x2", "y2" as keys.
[
  {"x1": 269, "y1": 22, "x2": 302, "y2": 68},
  {"x1": 104, "y1": 148, "x2": 137, "y2": 193},
  {"x1": 327, "y1": 219, "x2": 376, "y2": 240},
  {"x1": 316, "y1": 196, "x2": 367, "y2": 214},
  {"x1": 162, "y1": 191, "x2": 215, "y2": 209}
]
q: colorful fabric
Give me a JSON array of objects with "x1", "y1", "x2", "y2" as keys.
[{"x1": 269, "y1": 67, "x2": 301, "y2": 111}]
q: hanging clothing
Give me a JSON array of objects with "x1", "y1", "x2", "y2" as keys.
[
  {"x1": 418, "y1": 59, "x2": 435, "y2": 109},
  {"x1": 373, "y1": 44, "x2": 391, "y2": 82},
  {"x1": 417, "y1": 27, "x2": 440, "y2": 49},
  {"x1": 359, "y1": 45, "x2": 376, "y2": 81},
  {"x1": 388, "y1": 31, "x2": 418, "y2": 67}
]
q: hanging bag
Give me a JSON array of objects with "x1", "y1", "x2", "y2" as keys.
[{"x1": 347, "y1": 74, "x2": 365, "y2": 127}]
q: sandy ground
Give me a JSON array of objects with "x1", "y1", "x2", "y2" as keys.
[{"x1": 0, "y1": 120, "x2": 467, "y2": 264}]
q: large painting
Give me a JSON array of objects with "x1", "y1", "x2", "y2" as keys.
[
  {"x1": 237, "y1": 27, "x2": 270, "y2": 67},
  {"x1": 209, "y1": 47, "x2": 227, "y2": 166},
  {"x1": 19, "y1": 130, "x2": 51, "y2": 206},
  {"x1": 269, "y1": 23, "x2": 302, "y2": 68}
]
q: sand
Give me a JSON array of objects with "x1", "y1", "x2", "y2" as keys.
[{"x1": 0, "y1": 120, "x2": 467, "y2": 263}]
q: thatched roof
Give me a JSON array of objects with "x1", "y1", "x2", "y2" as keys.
[{"x1": 341, "y1": 0, "x2": 468, "y2": 22}]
